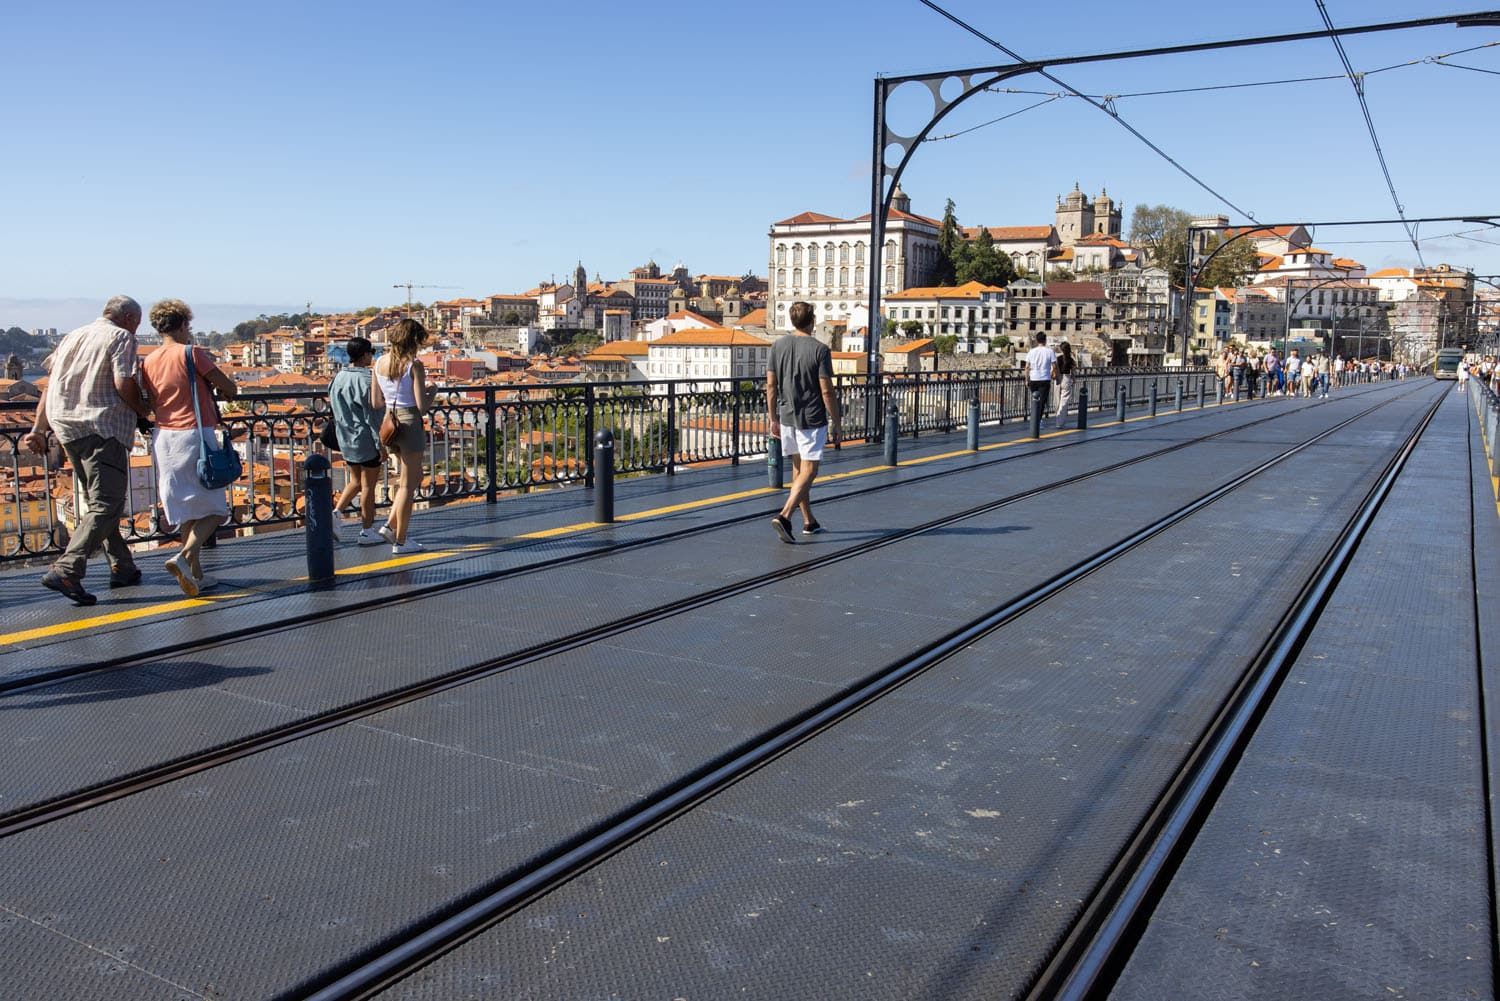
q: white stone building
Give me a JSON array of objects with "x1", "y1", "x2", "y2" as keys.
[
  {"x1": 767, "y1": 186, "x2": 942, "y2": 334},
  {"x1": 644, "y1": 328, "x2": 772, "y2": 387}
]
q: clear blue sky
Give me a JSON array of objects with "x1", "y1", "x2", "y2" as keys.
[{"x1": 5, "y1": 0, "x2": 1498, "y2": 328}]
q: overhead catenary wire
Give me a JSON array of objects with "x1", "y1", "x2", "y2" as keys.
[
  {"x1": 1314, "y1": 0, "x2": 1426, "y2": 267},
  {"x1": 925, "y1": 95, "x2": 1061, "y2": 141},
  {"x1": 942, "y1": 40, "x2": 1499, "y2": 136},
  {"x1": 915, "y1": 0, "x2": 1257, "y2": 220}
]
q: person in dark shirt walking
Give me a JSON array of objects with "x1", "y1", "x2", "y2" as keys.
[{"x1": 766, "y1": 301, "x2": 840, "y2": 543}]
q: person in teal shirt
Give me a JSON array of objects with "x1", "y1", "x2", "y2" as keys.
[{"x1": 329, "y1": 336, "x2": 385, "y2": 545}]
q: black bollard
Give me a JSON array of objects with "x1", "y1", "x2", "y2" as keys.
[
  {"x1": 884, "y1": 410, "x2": 899, "y2": 466},
  {"x1": 1197, "y1": 379, "x2": 1205, "y2": 409},
  {"x1": 1149, "y1": 382, "x2": 1159, "y2": 418},
  {"x1": 594, "y1": 429, "x2": 615, "y2": 523},
  {"x1": 303, "y1": 453, "x2": 335, "y2": 584},
  {"x1": 767, "y1": 433, "x2": 784, "y2": 488},
  {"x1": 967, "y1": 399, "x2": 980, "y2": 451},
  {"x1": 1216, "y1": 380, "x2": 1224, "y2": 405},
  {"x1": 1077, "y1": 385, "x2": 1089, "y2": 430},
  {"x1": 1175, "y1": 380, "x2": 1184, "y2": 412},
  {"x1": 1115, "y1": 384, "x2": 1126, "y2": 423},
  {"x1": 1029, "y1": 390, "x2": 1042, "y2": 439}
]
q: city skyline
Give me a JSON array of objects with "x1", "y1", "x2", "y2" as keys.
[{"x1": 6, "y1": 0, "x2": 1498, "y2": 322}]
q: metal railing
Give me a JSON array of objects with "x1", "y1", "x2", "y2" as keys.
[{"x1": 0, "y1": 367, "x2": 1207, "y2": 562}]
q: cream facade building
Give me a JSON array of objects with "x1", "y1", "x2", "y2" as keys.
[{"x1": 767, "y1": 186, "x2": 942, "y2": 334}]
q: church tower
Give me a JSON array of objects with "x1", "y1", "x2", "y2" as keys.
[
  {"x1": 1054, "y1": 182, "x2": 1095, "y2": 247},
  {"x1": 4, "y1": 353, "x2": 21, "y2": 381},
  {"x1": 1094, "y1": 187, "x2": 1122, "y2": 237},
  {"x1": 889, "y1": 184, "x2": 912, "y2": 215},
  {"x1": 574, "y1": 261, "x2": 588, "y2": 294}
]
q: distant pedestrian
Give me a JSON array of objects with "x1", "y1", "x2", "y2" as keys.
[
  {"x1": 22, "y1": 296, "x2": 151, "y2": 605},
  {"x1": 1230, "y1": 350, "x2": 1246, "y2": 401},
  {"x1": 1285, "y1": 349, "x2": 1302, "y2": 397},
  {"x1": 329, "y1": 336, "x2": 386, "y2": 545},
  {"x1": 1025, "y1": 333, "x2": 1056, "y2": 423},
  {"x1": 1457, "y1": 357, "x2": 1470, "y2": 393},
  {"x1": 1053, "y1": 340, "x2": 1076, "y2": 429},
  {"x1": 370, "y1": 318, "x2": 431, "y2": 554},
  {"x1": 139, "y1": 299, "x2": 239, "y2": 596},
  {"x1": 767, "y1": 300, "x2": 839, "y2": 543}
]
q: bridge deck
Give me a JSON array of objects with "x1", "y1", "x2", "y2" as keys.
[{"x1": 0, "y1": 381, "x2": 1493, "y2": 1001}]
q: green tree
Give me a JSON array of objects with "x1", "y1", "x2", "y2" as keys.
[
  {"x1": 955, "y1": 225, "x2": 1018, "y2": 287},
  {"x1": 933, "y1": 335, "x2": 959, "y2": 355},
  {"x1": 899, "y1": 320, "x2": 925, "y2": 338},
  {"x1": 1129, "y1": 204, "x2": 1258, "y2": 289},
  {"x1": 1199, "y1": 236, "x2": 1261, "y2": 289},
  {"x1": 1047, "y1": 266, "x2": 1077, "y2": 283},
  {"x1": 500, "y1": 310, "x2": 522, "y2": 325},
  {"x1": 934, "y1": 198, "x2": 962, "y2": 285}
]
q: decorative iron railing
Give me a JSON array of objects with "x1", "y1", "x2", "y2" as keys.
[{"x1": 0, "y1": 367, "x2": 1209, "y2": 562}]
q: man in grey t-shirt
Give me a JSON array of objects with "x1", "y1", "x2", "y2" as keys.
[{"x1": 766, "y1": 301, "x2": 839, "y2": 543}]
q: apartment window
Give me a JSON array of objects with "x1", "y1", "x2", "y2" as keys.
[
  {"x1": 854, "y1": 266, "x2": 864, "y2": 287},
  {"x1": 839, "y1": 243, "x2": 850, "y2": 265},
  {"x1": 793, "y1": 246, "x2": 803, "y2": 266},
  {"x1": 839, "y1": 267, "x2": 848, "y2": 287},
  {"x1": 793, "y1": 268, "x2": 802, "y2": 287},
  {"x1": 855, "y1": 243, "x2": 865, "y2": 264},
  {"x1": 825, "y1": 267, "x2": 834, "y2": 286},
  {"x1": 776, "y1": 246, "x2": 786, "y2": 266}
]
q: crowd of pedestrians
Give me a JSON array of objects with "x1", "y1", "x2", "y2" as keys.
[
  {"x1": 26, "y1": 296, "x2": 436, "y2": 605},
  {"x1": 1214, "y1": 346, "x2": 1412, "y2": 402},
  {"x1": 1458, "y1": 355, "x2": 1500, "y2": 394}
]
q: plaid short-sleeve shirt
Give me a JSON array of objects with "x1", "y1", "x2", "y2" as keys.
[{"x1": 43, "y1": 317, "x2": 139, "y2": 446}]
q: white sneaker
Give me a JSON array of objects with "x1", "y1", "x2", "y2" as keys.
[
  {"x1": 356, "y1": 528, "x2": 383, "y2": 546},
  {"x1": 378, "y1": 523, "x2": 396, "y2": 545},
  {"x1": 194, "y1": 573, "x2": 219, "y2": 592},
  {"x1": 164, "y1": 555, "x2": 199, "y2": 598},
  {"x1": 392, "y1": 539, "x2": 425, "y2": 555}
]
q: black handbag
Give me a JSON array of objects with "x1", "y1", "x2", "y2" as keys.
[
  {"x1": 186, "y1": 345, "x2": 243, "y2": 490},
  {"x1": 319, "y1": 419, "x2": 340, "y2": 451}
]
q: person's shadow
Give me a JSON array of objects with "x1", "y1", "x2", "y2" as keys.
[{"x1": 0, "y1": 660, "x2": 273, "y2": 710}]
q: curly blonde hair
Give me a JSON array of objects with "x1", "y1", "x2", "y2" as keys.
[{"x1": 149, "y1": 299, "x2": 194, "y2": 336}]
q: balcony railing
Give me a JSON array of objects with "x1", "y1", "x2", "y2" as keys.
[{"x1": 0, "y1": 367, "x2": 1209, "y2": 563}]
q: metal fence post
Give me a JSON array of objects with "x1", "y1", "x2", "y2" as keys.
[
  {"x1": 1175, "y1": 380, "x2": 1184, "y2": 412},
  {"x1": 593, "y1": 430, "x2": 614, "y2": 523},
  {"x1": 1029, "y1": 388, "x2": 1042, "y2": 438},
  {"x1": 885, "y1": 409, "x2": 900, "y2": 465},
  {"x1": 1116, "y1": 383, "x2": 1126, "y2": 423},
  {"x1": 1149, "y1": 381, "x2": 1159, "y2": 417},
  {"x1": 1197, "y1": 378, "x2": 1205, "y2": 409},
  {"x1": 665, "y1": 381, "x2": 676, "y2": 476},
  {"x1": 484, "y1": 388, "x2": 498, "y2": 504},
  {"x1": 584, "y1": 384, "x2": 596, "y2": 490},
  {"x1": 1216, "y1": 379, "x2": 1224, "y2": 405},
  {"x1": 1077, "y1": 385, "x2": 1089, "y2": 430},
  {"x1": 967, "y1": 397, "x2": 980, "y2": 451},
  {"x1": 731, "y1": 381, "x2": 741, "y2": 466},
  {"x1": 303, "y1": 453, "x2": 334, "y2": 584},
  {"x1": 768, "y1": 434, "x2": 784, "y2": 488}
]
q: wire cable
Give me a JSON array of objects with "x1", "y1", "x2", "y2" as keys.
[
  {"x1": 1433, "y1": 59, "x2": 1500, "y2": 76},
  {"x1": 915, "y1": 0, "x2": 1257, "y2": 221},
  {"x1": 926, "y1": 95, "x2": 1061, "y2": 141},
  {"x1": 1314, "y1": 0, "x2": 1426, "y2": 266}
]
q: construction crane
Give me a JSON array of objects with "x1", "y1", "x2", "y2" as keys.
[{"x1": 392, "y1": 282, "x2": 460, "y2": 316}]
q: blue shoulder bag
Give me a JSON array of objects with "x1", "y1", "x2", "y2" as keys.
[{"x1": 186, "y1": 345, "x2": 243, "y2": 490}]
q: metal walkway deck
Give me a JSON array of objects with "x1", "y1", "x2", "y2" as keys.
[{"x1": 0, "y1": 380, "x2": 1493, "y2": 1001}]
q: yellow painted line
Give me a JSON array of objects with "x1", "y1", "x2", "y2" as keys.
[
  {"x1": 517, "y1": 522, "x2": 603, "y2": 538},
  {"x1": 617, "y1": 486, "x2": 776, "y2": 521},
  {"x1": 0, "y1": 594, "x2": 250, "y2": 646}
]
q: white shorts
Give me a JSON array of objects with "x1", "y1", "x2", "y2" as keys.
[{"x1": 780, "y1": 424, "x2": 827, "y2": 461}]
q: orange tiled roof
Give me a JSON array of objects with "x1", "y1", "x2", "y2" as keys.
[
  {"x1": 775, "y1": 211, "x2": 846, "y2": 226},
  {"x1": 652, "y1": 328, "x2": 771, "y2": 347},
  {"x1": 963, "y1": 225, "x2": 1054, "y2": 242},
  {"x1": 585, "y1": 340, "x2": 649, "y2": 359},
  {"x1": 885, "y1": 280, "x2": 1005, "y2": 301},
  {"x1": 1368, "y1": 267, "x2": 1412, "y2": 278},
  {"x1": 733, "y1": 308, "x2": 768, "y2": 326},
  {"x1": 661, "y1": 310, "x2": 723, "y2": 328},
  {"x1": 886, "y1": 339, "x2": 934, "y2": 354}
]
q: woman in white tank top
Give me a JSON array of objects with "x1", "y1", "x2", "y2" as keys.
[{"x1": 370, "y1": 318, "x2": 431, "y2": 552}]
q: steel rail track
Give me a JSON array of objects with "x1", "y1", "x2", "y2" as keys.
[
  {"x1": 0, "y1": 389, "x2": 1416, "y2": 841},
  {"x1": 1024, "y1": 390, "x2": 1447, "y2": 1001},
  {"x1": 0, "y1": 385, "x2": 1366, "y2": 697},
  {"x1": 288, "y1": 386, "x2": 1440, "y2": 1001}
]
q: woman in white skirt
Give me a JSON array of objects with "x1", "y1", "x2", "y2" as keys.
[{"x1": 139, "y1": 299, "x2": 239, "y2": 596}]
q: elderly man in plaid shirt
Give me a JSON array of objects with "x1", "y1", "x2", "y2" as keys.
[{"x1": 23, "y1": 296, "x2": 153, "y2": 605}]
